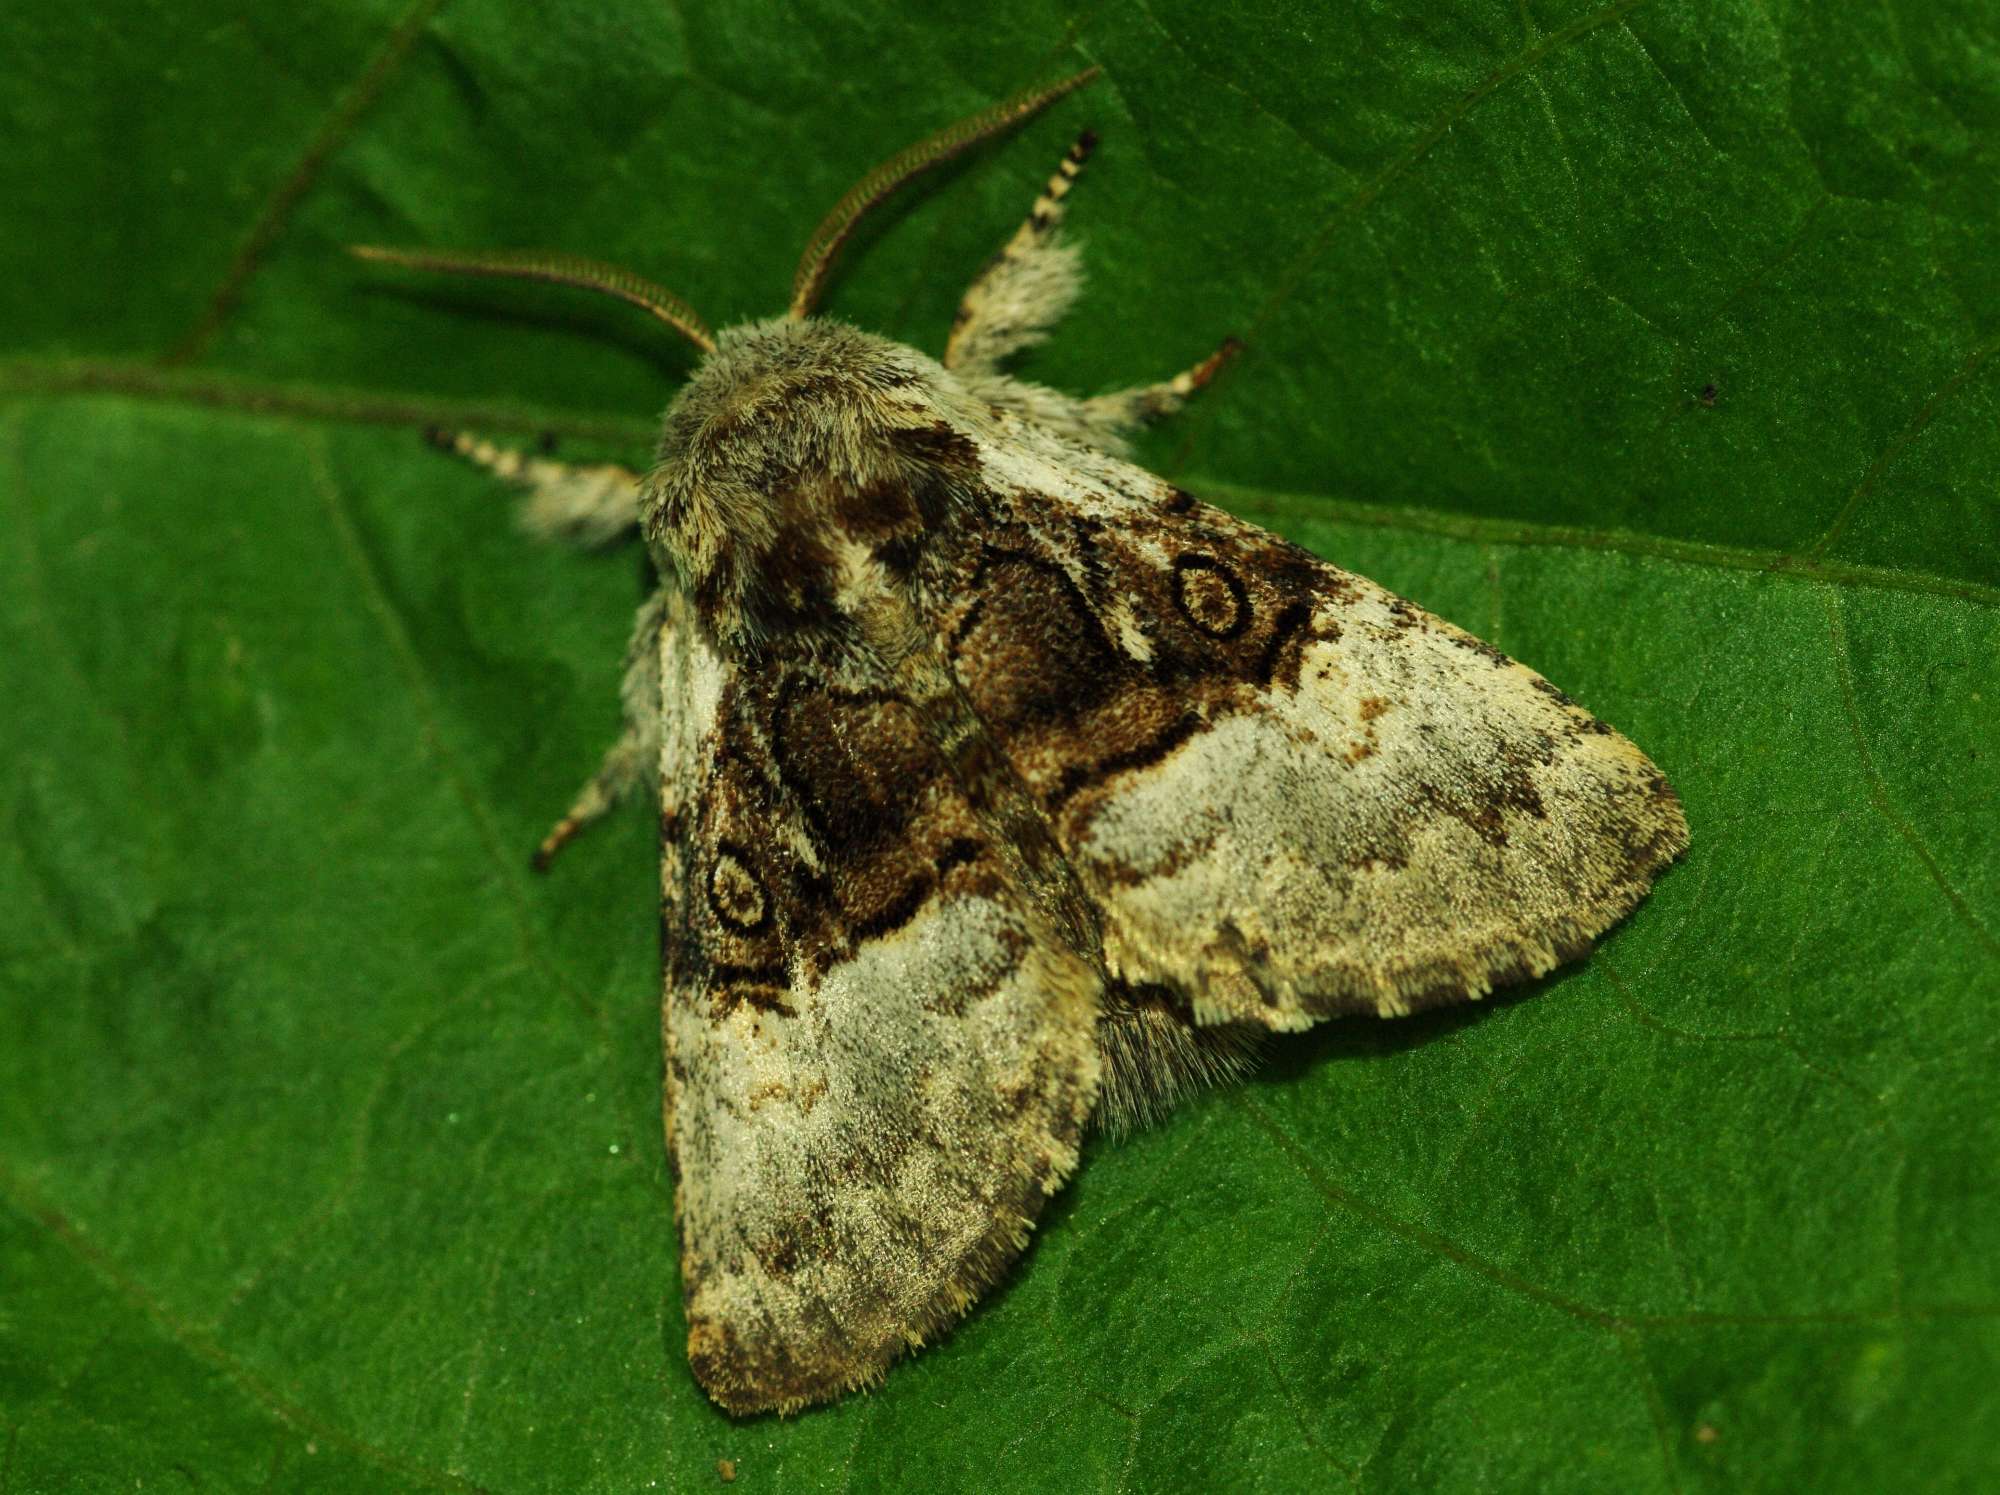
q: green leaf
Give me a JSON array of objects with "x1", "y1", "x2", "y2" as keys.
[{"x1": 4, "y1": 1, "x2": 1996, "y2": 1489}]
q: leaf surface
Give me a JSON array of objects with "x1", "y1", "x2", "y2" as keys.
[{"x1": 3, "y1": 1, "x2": 1996, "y2": 1489}]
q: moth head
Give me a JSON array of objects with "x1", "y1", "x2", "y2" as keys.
[{"x1": 641, "y1": 317, "x2": 951, "y2": 621}]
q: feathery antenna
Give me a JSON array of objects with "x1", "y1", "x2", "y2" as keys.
[
  {"x1": 789, "y1": 66, "x2": 1100, "y2": 320},
  {"x1": 350, "y1": 245, "x2": 716, "y2": 355}
]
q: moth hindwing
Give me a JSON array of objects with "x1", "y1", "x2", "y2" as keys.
[{"x1": 358, "y1": 69, "x2": 1687, "y2": 1416}]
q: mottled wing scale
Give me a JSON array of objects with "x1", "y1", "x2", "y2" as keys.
[
  {"x1": 916, "y1": 411, "x2": 1689, "y2": 1026},
  {"x1": 653, "y1": 585, "x2": 1102, "y2": 1415},
  {"x1": 653, "y1": 353, "x2": 1685, "y2": 1412}
]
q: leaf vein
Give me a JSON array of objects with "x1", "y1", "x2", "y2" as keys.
[
  {"x1": 0, "y1": 1165, "x2": 490, "y2": 1493},
  {"x1": 11, "y1": 362, "x2": 1996, "y2": 605},
  {"x1": 1804, "y1": 330, "x2": 2000, "y2": 562},
  {"x1": 1216, "y1": 481, "x2": 2000, "y2": 606},
  {"x1": 216, "y1": 966, "x2": 525, "y2": 1326},
  {"x1": 1237, "y1": 1088, "x2": 2000, "y2": 1329},
  {"x1": 165, "y1": 0, "x2": 454, "y2": 365},
  {"x1": 1610, "y1": 1323, "x2": 1683, "y2": 1495},
  {"x1": 1244, "y1": 0, "x2": 1654, "y2": 346},
  {"x1": 1823, "y1": 588, "x2": 2000, "y2": 957},
  {"x1": 305, "y1": 434, "x2": 612, "y2": 1026}
]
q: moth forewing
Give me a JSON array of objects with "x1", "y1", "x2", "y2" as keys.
[{"x1": 361, "y1": 70, "x2": 1685, "y2": 1417}]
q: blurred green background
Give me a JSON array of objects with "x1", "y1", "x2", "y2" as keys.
[{"x1": 2, "y1": 2, "x2": 1996, "y2": 1490}]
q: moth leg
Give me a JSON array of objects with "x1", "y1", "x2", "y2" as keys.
[
  {"x1": 1077, "y1": 336, "x2": 1242, "y2": 440},
  {"x1": 943, "y1": 130, "x2": 1095, "y2": 374},
  {"x1": 425, "y1": 427, "x2": 642, "y2": 548},
  {"x1": 533, "y1": 588, "x2": 665, "y2": 871}
]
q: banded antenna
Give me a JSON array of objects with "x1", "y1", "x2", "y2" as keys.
[
  {"x1": 789, "y1": 66, "x2": 1100, "y2": 320},
  {"x1": 350, "y1": 244, "x2": 716, "y2": 355}
]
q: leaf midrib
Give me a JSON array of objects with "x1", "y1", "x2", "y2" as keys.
[{"x1": 5, "y1": 357, "x2": 1995, "y2": 609}]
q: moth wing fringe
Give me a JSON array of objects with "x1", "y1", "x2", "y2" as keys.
[{"x1": 697, "y1": 1192, "x2": 1072, "y2": 1417}]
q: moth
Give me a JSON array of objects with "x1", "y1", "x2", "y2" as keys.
[{"x1": 356, "y1": 68, "x2": 1687, "y2": 1416}]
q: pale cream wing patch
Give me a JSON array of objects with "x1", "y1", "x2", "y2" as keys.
[
  {"x1": 654, "y1": 588, "x2": 1100, "y2": 1416},
  {"x1": 928, "y1": 416, "x2": 1688, "y2": 1027}
]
